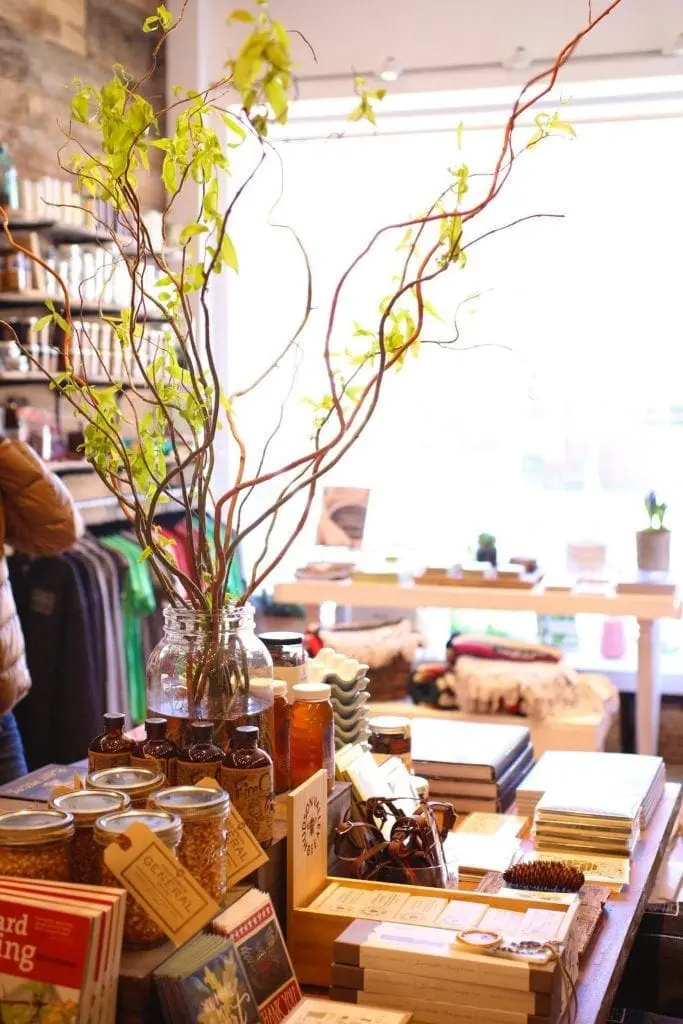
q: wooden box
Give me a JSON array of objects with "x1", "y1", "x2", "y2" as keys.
[{"x1": 287, "y1": 771, "x2": 580, "y2": 1000}]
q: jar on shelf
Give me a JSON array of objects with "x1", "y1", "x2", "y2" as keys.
[
  {"x1": 146, "y1": 605, "x2": 273, "y2": 750},
  {"x1": 220, "y1": 725, "x2": 274, "y2": 848},
  {"x1": 50, "y1": 789, "x2": 130, "y2": 885},
  {"x1": 368, "y1": 716, "x2": 412, "y2": 771},
  {"x1": 0, "y1": 809, "x2": 75, "y2": 881},
  {"x1": 94, "y1": 809, "x2": 182, "y2": 949},
  {"x1": 290, "y1": 682, "x2": 334, "y2": 794},
  {"x1": 151, "y1": 786, "x2": 230, "y2": 907},
  {"x1": 259, "y1": 632, "x2": 306, "y2": 701},
  {"x1": 86, "y1": 766, "x2": 165, "y2": 808},
  {"x1": 272, "y1": 680, "x2": 291, "y2": 794}
]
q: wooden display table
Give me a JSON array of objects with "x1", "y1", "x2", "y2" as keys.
[{"x1": 275, "y1": 577, "x2": 682, "y2": 756}]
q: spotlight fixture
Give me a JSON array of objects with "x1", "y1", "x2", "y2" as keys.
[
  {"x1": 664, "y1": 32, "x2": 683, "y2": 56},
  {"x1": 378, "y1": 56, "x2": 402, "y2": 82},
  {"x1": 503, "y1": 45, "x2": 532, "y2": 71}
]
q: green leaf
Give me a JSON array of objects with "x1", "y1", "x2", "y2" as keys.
[
  {"x1": 264, "y1": 77, "x2": 287, "y2": 121},
  {"x1": 142, "y1": 15, "x2": 159, "y2": 32},
  {"x1": 139, "y1": 546, "x2": 154, "y2": 561},
  {"x1": 179, "y1": 222, "x2": 209, "y2": 245},
  {"x1": 33, "y1": 314, "x2": 53, "y2": 333},
  {"x1": 229, "y1": 9, "x2": 255, "y2": 22},
  {"x1": 157, "y1": 4, "x2": 173, "y2": 29},
  {"x1": 456, "y1": 121, "x2": 464, "y2": 149},
  {"x1": 221, "y1": 233, "x2": 239, "y2": 272},
  {"x1": 71, "y1": 91, "x2": 90, "y2": 124},
  {"x1": 422, "y1": 298, "x2": 444, "y2": 322}
]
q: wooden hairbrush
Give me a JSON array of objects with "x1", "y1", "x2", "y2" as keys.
[{"x1": 503, "y1": 860, "x2": 585, "y2": 893}]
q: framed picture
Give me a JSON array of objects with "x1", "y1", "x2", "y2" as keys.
[{"x1": 315, "y1": 487, "x2": 370, "y2": 549}]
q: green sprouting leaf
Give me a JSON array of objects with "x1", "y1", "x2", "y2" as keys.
[
  {"x1": 157, "y1": 4, "x2": 173, "y2": 29},
  {"x1": 33, "y1": 314, "x2": 53, "y2": 333},
  {"x1": 221, "y1": 233, "x2": 239, "y2": 272},
  {"x1": 179, "y1": 222, "x2": 209, "y2": 245},
  {"x1": 456, "y1": 121, "x2": 464, "y2": 149},
  {"x1": 143, "y1": 15, "x2": 160, "y2": 32},
  {"x1": 139, "y1": 546, "x2": 154, "y2": 561},
  {"x1": 353, "y1": 321, "x2": 374, "y2": 337},
  {"x1": 162, "y1": 153, "x2": 178, "y2": 193},
  {"x1": 396, "y1": 227, "x2": 413, "y2": 251},
  {"x1": 264, "y1": 77, "x2": 287, "y2": 121},
  {"x1": 71, "y1": 91, "x2": 90, "y2": 124},
  {"x1": 229, "y1": 9, "x2": 255, "y2": 22},
  {"x1": 45, "y1": 299, "x2": 56, "y2": 313},
  {"x1": 422, "y1": 298, "x2": 444, "y2": 322}
]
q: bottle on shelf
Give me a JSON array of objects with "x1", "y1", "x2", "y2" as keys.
[
  {"x1": 220, "y1": 725, "x2": 274, "y2": 848},
  {"x1": 131, "y1": 716, "x2": 179, "y2": 785},
  {"x1": 88, "y1": 712, "x2": 135, "y2": 771},
  {"x1": 176, "y1": 721, "x2": 224, "y2": 785},
  {"x1": 290, "y1": 682, "x2": 335, "y2": 794},
  {"x1": 0, "y1": 145, "x2": 19, "y2": 211}
]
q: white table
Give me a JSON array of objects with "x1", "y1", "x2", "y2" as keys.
[{"x1": 274, "y1": 578, "x2": 681, "y2": 756}]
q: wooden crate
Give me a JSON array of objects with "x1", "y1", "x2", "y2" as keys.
[{"x1": 287, "y1": 771, "x2": 580, "y2": 1002}]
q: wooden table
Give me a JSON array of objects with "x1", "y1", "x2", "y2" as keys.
[
  {"x1": 275, "y1": 578, "x2": 682, "y2": 756},
  {"x1": 573, "y1": 781, "x2": 682, "y2": 1024}
]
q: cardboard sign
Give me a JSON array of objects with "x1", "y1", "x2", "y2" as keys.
[{"x1": 104, "y1": 822, "x2": 219, "y2": 946}]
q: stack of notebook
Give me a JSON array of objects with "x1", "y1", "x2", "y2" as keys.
[
  {"x1": 517, "y1": 751, "x2": 666, "y2": 827},
  {"x1": 411, "y1": 719, "x2": 533, "y2": 813},
  {"x1": 533, "y1": 787, "x2": 642, "y2": 856}
]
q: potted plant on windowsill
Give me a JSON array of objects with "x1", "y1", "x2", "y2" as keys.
[
  {"x1": 0, "y1": 0, "x2": 625, "y2": 743},
  {"x1": 637, "y1": 492, "x2": 671, "y2": 572}
]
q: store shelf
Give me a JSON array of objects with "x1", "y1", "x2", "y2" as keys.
[
  {"x1": 0, "y1": 293, "x2": 169, "y2": 323},
  {"x1": 0, "y1": 372, "x2": 47, "y2": 385}
]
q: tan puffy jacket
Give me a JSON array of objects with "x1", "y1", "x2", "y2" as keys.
[{"x1": 0, "y1": 440, "x2": 83, "y2": 715}]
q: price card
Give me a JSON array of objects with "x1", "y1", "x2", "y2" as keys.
[{"x1": 104, "y1": 822, "x2": 219, "y2": 945}]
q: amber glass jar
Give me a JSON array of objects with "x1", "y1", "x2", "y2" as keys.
[
  {"x1": 131, "y1": 717, "x2": 179, "y2": 785},
  {"x1": 0, "y1": 809, "x2": 74, "y2": 881},
  {"x1": 86, "y1": 766, "x2": 165, "y2": 808},
  {"x1": 290, "y1": 682, "x2": 334, "y2": 794},
  {"x1": 229, "y1": 679, "x2": 275, "y2": 762},
  {"x1": 220, "y1": 725, "x2": 274, "y2": 848},
  {"x1": 50, "y1": 789, "x2": 130, "y2": 885},
  {"x1": 272, "y1": 680, "x2": 291, "y2": 794},
  {"x1": 88, "y1": 712, "x2": 135, "y2": 771},
  {"x1": 177, "y1": 721, "x2": 224, "y2": 784},
  {"x1": 95, "y1": 809, "x2": 182, "y2": 949},
  {"x1": 151, "y1": 786, "x2": 230, "y2": 907},
  {"x1": 259, "y1": 632, "x2": 306, "y2": 700},
  {"x1": 368, "y1": 716, "x2": 412, "y2": 770}
]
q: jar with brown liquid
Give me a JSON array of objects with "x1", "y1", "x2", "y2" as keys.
[
  {"x1": 290, "y1": 682, "x2": 334, "y2": 794},
  {"x1": 259, "y1": 631, "x2": 306, "y2": 701},
  {"x1": 131, "y1": 717, "x2": 179, "y2": 785},
  {"x1": 220, "y1": 725, "x2": 274, "y2": 848},
  {"x1": 272, "y1": 680, "x2": 291, "y2": 794},
  {"x1": 88, "y1": 712, "x2": 135, "y2": 771},
  {"x1": 176, "y1": 721, "x2": 224, "y2": 785}
]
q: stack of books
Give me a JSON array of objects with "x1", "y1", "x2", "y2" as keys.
[
  {"x1": 411, "y1": 720, "x2": 533, "y2": 813},
  {"x1": 533, "y1": 788, "x2": 642, "y2": 856},
  {"x1": 330, "y1": 916, "x2": 570, "y2": 1023},
  {"x1": 517, "y1": 751, "x2": 666, "y2": 827},
  {"x1": 0, "y1": 877, "x2": 125, "y2": 1023}
]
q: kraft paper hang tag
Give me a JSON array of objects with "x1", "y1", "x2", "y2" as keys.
[
  {"x1": 195, "y1": 776, "x2": 268, "y2": 884},
  {"x1": 104, "y1": 822, "x2": 219, "y2": 946},
  {"x1": 196, "y1": 777, "x2": 223, "y2": 793},
  {"x1": 50, "y1": 774, "x2": 85, "y2": 800}
]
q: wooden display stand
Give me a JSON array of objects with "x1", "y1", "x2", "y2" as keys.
[{"x1": 286, "y1": 771, "x2": 580, "y2": 998}]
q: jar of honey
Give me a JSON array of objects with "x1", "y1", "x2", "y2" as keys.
[{"x1": 290, "y1": 682, "x2": 334, "y2": 794}]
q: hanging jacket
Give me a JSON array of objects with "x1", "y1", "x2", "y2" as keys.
[{"x1": 0, "y1": 440, "x2": 82, "y2": 715}]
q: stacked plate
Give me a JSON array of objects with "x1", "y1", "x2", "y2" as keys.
[{"x1": 308, "y1": 648, "x2": 370, "y2": 749}]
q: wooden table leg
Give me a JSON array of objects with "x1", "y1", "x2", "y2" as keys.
[{"x1": 636, "y1": 618, "x2": 661, "y2": 756}]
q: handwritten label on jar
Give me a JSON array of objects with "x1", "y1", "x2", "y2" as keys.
[
  {"x1": 176, "y1": 760, "x2": 221, "y2": 786},
  {"x1": 220, "y1": 766, "x2": 274, "y2": 847},
  {"x1": 104, "y1": 822, "x2": 218, "y2": 946},
  {"x1": 89, "y1": 752, "x2": 132, "y2": 772}
]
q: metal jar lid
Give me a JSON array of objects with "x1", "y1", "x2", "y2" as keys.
[
  {"x1": 86, "y1": 766, "x2": 165, "y2": 800},
  {"x1": 151, "y1": 786, "x2": 230, "y2": 821},
  {"x1": 50, "y1": 789, "x2": 131, "y2": 826},
  {"x1": 368, "y1": 715, "x2": 411, "y2": 736},
  {"x1": 94, "y1": 809, "x2": 182, "y2": 848},
  {"x1": 0, "y1": 809, "x2": 75, "y2": 846}
]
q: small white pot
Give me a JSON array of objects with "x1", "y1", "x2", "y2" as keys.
[{"x1": 636, "y1": 529, "x2": 671, "y2": 572}]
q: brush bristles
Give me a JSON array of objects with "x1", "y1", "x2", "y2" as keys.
[{"x1": 503, "y1": 861, "x2": 585, "y2": 893}]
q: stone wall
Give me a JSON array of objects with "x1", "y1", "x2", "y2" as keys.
[{"x1": 0, "y1": 0, "x2": 164, "y2": 209}]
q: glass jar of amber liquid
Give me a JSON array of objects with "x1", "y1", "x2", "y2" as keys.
[
  {"x1": 131, "y1": 717, "x2": 179, "y2": 785},
  {"x1": 220, "y1": 726, "x2": 274, "y2": 848},
  {"x1": 88, "y1": 712, "x2": 135, "y2": 771},
  {"x1": 290, "y1": 682, "x2": 334, "y2": 794},
  {"x1": 272, "y1": 680, "x2": 291, "y2": 794},
  {"x1": 176, "y1": 721, "x2": 224, "y2": 785}
]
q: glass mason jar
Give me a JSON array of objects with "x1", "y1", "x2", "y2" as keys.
[{"x1": 146, "y1": 605, "x2": 273, "y2": 749}]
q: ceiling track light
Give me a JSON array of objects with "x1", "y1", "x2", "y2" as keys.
[
  {"x1": 503, "y1": 45, "x2": 533, "y2": 71},
  {"x1": 378, "y1": 56, "x2": 402, "y2": 83}
]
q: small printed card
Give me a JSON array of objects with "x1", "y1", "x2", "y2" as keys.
[{"x1": 104, "y1": 822, "x2": 219, "y2": 946}]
